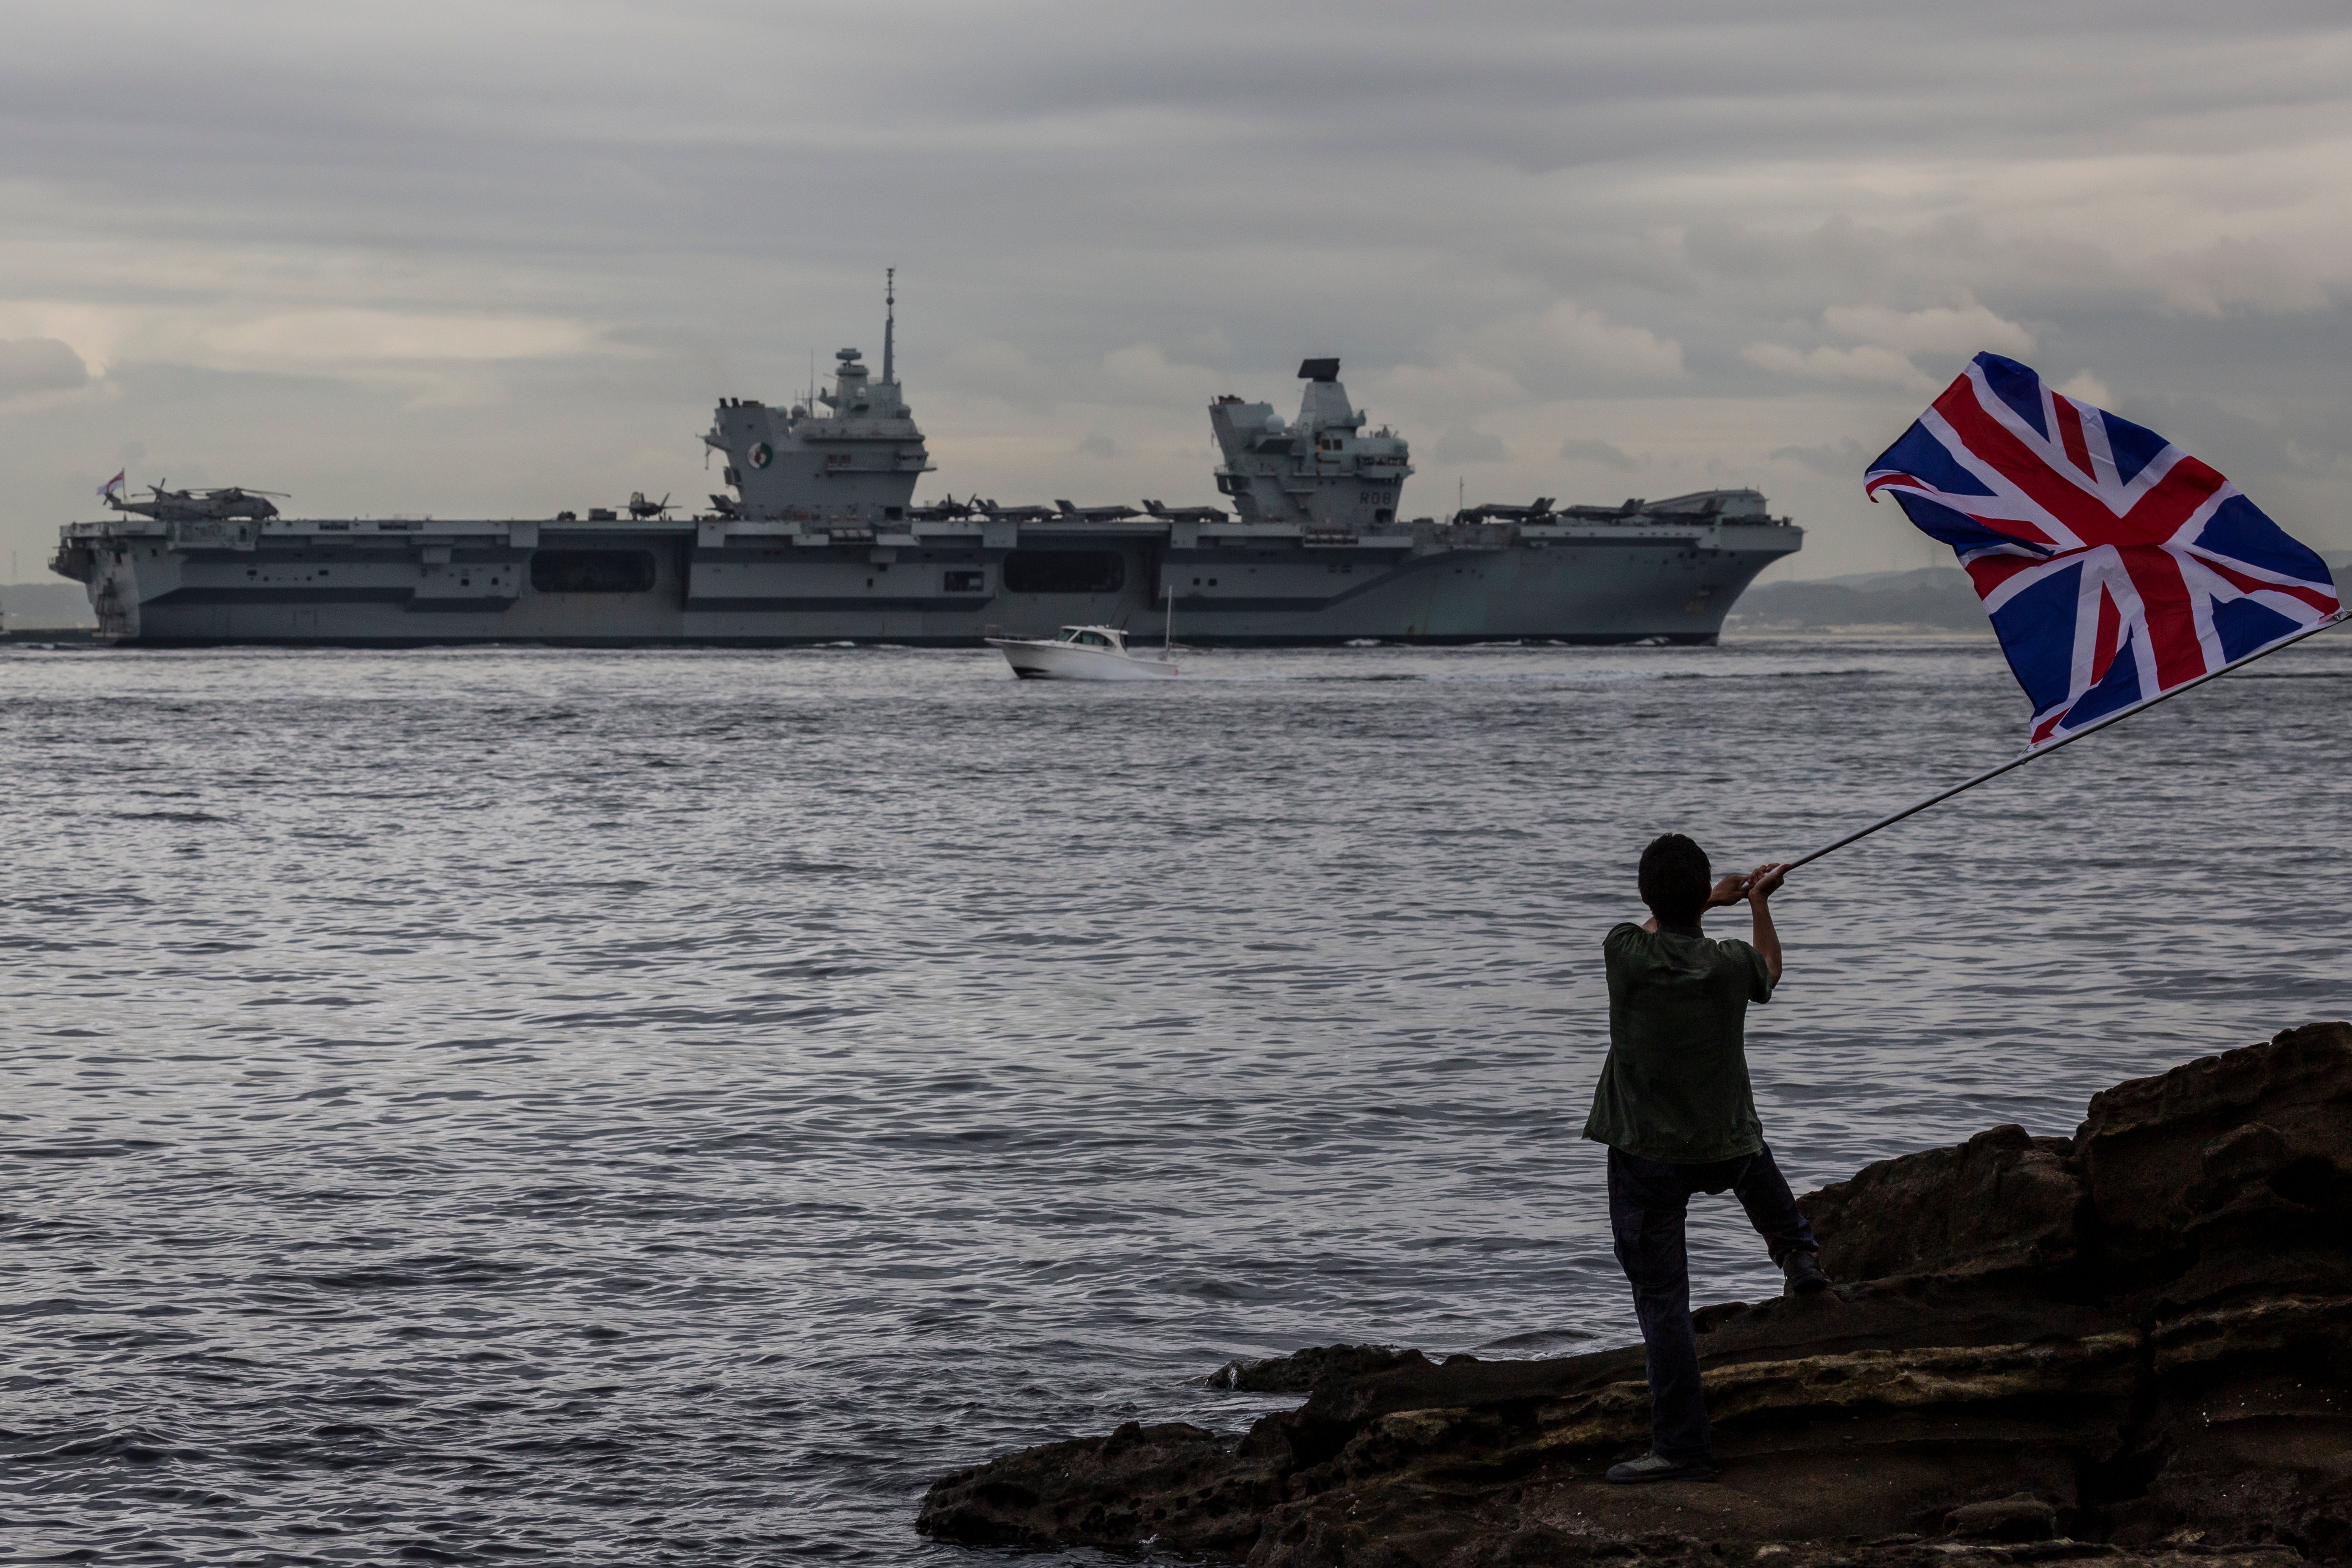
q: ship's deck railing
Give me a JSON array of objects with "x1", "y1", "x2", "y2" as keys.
[{"x1": 58, "y1": 511, "x2": 1799, "y2": 553}]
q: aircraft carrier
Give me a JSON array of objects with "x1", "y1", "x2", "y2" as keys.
[{"x1": 51, "y1": 296, "x2": 1802, "y2": 646}]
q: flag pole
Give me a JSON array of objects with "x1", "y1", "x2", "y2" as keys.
[{"x1": 1782, "y1": 610, "x2": 2349, "y2": 874}]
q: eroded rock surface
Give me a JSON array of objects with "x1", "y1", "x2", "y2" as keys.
[{"x1": 918, "y1": 1023, "x2": 2352, "y2": 1565}]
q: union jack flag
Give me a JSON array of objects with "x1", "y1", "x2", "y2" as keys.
[{"x1": 1865, "y1": 354, "x2": 2343, "y2": 746}]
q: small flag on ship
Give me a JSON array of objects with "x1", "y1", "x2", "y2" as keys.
[
  {"x1": 1865, "y1": 354, "x2": 2342, "y2": 747},
  {"x1": 97, "y1": 470, "x2": 125, "y2": 501}
]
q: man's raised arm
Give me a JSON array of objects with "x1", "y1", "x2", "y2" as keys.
[{"x1": 1744, "y1": 863, "x2": 1788, "y2": 985}]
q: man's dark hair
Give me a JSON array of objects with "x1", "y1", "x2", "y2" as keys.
[{"x1": 1638, "y1": 834, "x2": 1711, "y2": 926}]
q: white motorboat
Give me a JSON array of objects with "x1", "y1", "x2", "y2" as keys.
[{"x1": 985, "y1": 624, "x2": 1178, "y2": 680}]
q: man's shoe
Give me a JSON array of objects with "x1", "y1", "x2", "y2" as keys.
[
  {"x1": 1781, "y1": 1249, "x2": 1832, "y2": 1297},
  {"x1": 1606, "y1": 1450, "x2": 1718, "y2": 1484}
]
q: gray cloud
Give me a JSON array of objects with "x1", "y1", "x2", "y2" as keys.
[
  {"x1": 1077, "y1": 434, "x2": 1118, "y2": 459},
  {"x1": 1769, "y1": 438, "x2": 1875, "y2": 478},
  {"x1": 1558, "y1": 438, "x2": 1637, "y2": 471},
  {"x1": 4, "y1": 2, "x2": 2351, "y2": 579},
  {"x1": 1433, "y1": 427, "x2": 1514, "y2": 465},
  {"x1": 0, "y1": 339, "x2": 89, "y2": 400}
]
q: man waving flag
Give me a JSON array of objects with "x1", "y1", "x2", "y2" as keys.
[{"x1": 1865, "y1": 354, "x2": 2342, "y2": 747}]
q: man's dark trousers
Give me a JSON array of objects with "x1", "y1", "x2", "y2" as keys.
[{"x1": 1606, "y1": 1142, "x2": 1818, "y2": 1463}]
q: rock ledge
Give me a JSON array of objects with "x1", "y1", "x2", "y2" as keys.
[{"x1": 919, "y1": 1023, "x2": 2352, "y2": 1565}]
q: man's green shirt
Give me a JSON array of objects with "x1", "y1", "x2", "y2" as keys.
[{"x1": 1583, "y1": 922, "x2": 1774, "y2": 1164}]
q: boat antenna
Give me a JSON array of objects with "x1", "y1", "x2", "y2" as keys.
[{"x1": 883, "y1": 266, "x2": 895, "y2": 386}]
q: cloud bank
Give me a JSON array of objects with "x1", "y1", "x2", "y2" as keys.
[{"x1": 4, "y1": 0, "x2": 2350, "y2": 580}]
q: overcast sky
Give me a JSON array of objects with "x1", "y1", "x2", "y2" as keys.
[{"x1": 4, "y1": 0, "x2": 2349, "y2": 582}]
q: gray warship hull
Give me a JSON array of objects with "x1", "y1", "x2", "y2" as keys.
[{"x1": 52, "y1": 512, "x2": 1797, "y2": 646}]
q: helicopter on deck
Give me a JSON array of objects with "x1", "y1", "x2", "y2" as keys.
[{"x1": 104, "y1": 482, "x2": 285, "y2": 523}]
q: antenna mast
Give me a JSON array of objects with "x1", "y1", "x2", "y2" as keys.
[{"x1": 883, "y1": 266, "x2": 896, "y2": 386}]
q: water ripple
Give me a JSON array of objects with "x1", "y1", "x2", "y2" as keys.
[{"x1": 0, "y1": 635, "x2": 2346, "y2": 1561}]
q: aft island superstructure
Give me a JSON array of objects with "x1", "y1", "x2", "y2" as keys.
[{"x1": 52, "y1": 303, "x2": 1801, "y2": 646}]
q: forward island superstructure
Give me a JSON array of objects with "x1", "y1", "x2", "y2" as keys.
[{"x1": 52, "y1": 298, "x2": 1801, "y2": 646}]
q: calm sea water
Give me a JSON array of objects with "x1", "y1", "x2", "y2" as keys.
[{"x1": 3, "y1": 634, "x2": 2347, "y2": 1565}]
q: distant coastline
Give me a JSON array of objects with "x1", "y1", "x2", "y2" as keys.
[
  {"x1": 1722, "y1": 566, "x2": 1994, "y2": 635},
  {"x1": 2, "y1": 580, "x2": 97, "y2": 632},
  {"x1": 1728, "y1": 554, "x2": 2352, "y2": 637},
  {"x1": 1725, "y1": 567, "x2": 1992, "y2": 636}
]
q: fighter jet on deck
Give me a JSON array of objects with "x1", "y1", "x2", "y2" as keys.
[
  {"x1": 1454, "y1": 498, "x2": 1556, "y2": 524},
  {"x1": 908, "y1": 494, "x2": 981, "y2": 523},
  {"x1": 972, "y1": 499, "x2": 1057, "y2": 523},
  {"x1": 1054, "y1": 500, "x2": 1142, "y2": 523},
  {"x1": 1142, "y1": 499, "x2": 1229, "y2": 524}
]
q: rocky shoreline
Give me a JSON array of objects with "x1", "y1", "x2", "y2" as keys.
[{"x1": 918, "y1": 1022, "x2": 2352, "y2": 1565}]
